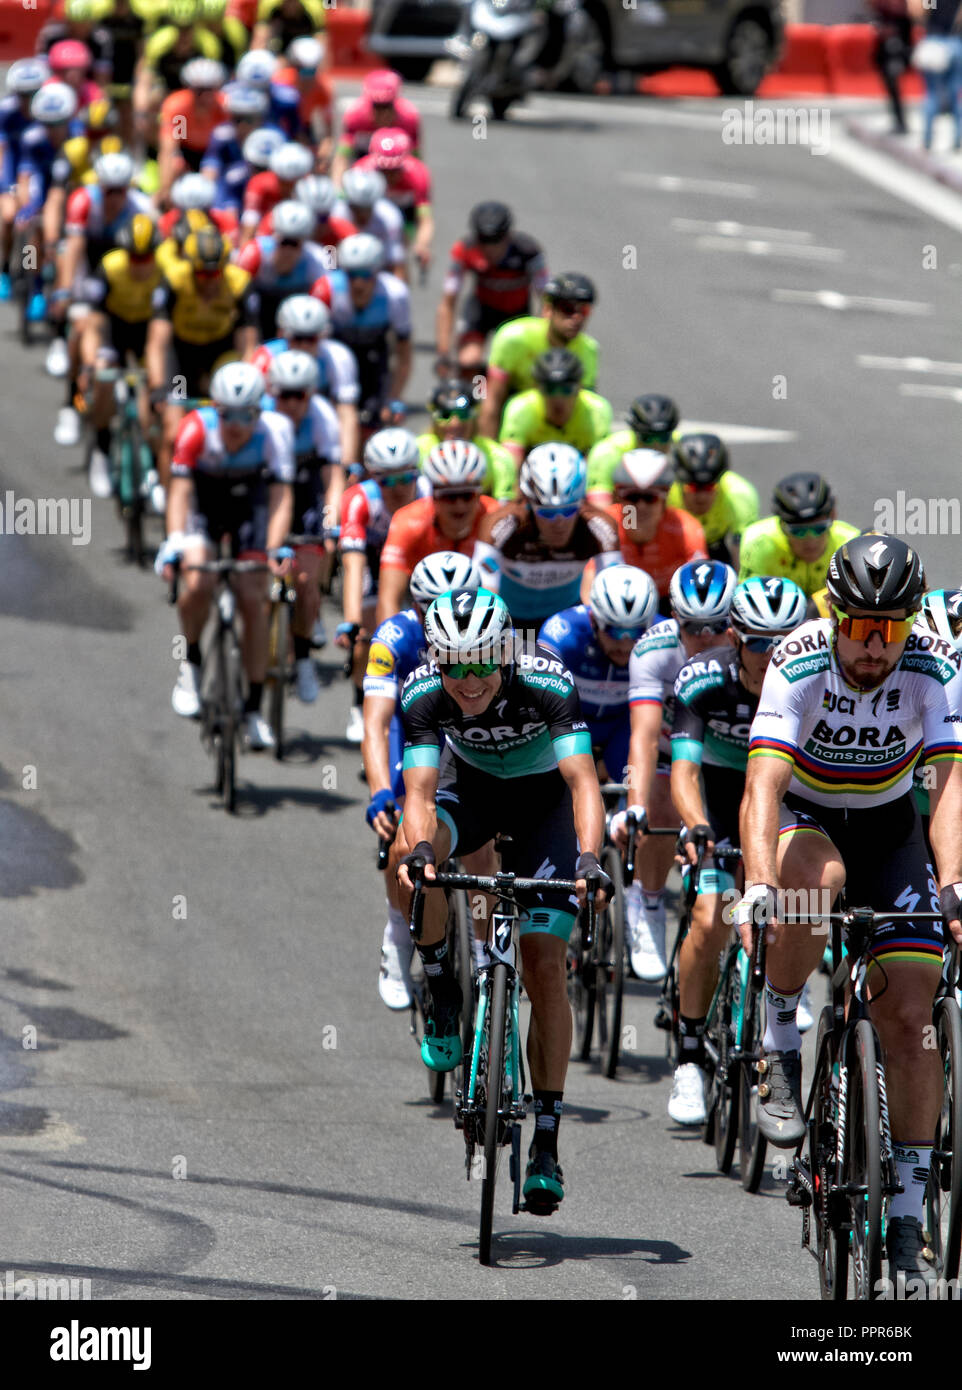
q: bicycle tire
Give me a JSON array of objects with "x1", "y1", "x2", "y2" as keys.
[
  {"x1": 450, "y1": 888, "x2": 476, "y2": 1079},
  {"x1": 839, "y1": 1018, "x2": 883, "y2": 1300},
  {"x1": 267, "y1": 598, "x2": 289, "y2": 761},
  {"x1": 810, "y1": 1006, "x2": 846, "y2": 1300},
  {"x1": 572, "y1": 916, "x2": 596, "y2": 1062},
  {"x1": 222, "y1": 632, "x2": 242, "y2": 815},
  {"x1": 603, "y1": 846, "x2": 626, "y2": 1079},
  {"x1": 713, "y1": 956, "x2": 738, "y2": 1174},
  {"x1": 479, "y1": 960, "x2": 508, "y2": 1266},
  {"x1": 739, "y1": 974, "x2": 768, "y2": 1192},
  {"x1": 926, "y1": 996, "x2": 962, "y2": 1281}
]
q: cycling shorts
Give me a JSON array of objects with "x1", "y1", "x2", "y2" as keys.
[{"x1": 188, "y1": 469, "x2": 270, "y2": 557}]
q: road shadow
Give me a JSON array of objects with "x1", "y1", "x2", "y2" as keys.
[{"x1": 471, "y1": 1228, "x2": 691, "y2": 1271}]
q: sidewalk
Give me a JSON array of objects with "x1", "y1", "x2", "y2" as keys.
[{"x1": 847, "y1": 105, "x2": 962, "y2": 196}]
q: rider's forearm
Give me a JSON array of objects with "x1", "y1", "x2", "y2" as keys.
[
  {"x1": 361, "y1": 696, "x2": 395, "y2": 793},
  {"x1": 739, "y1": 759, "x2": 783, "y2": 885},
  {"x1": 627, "y1": 706, "x2": 661, "y2": 807},
  {"x1": 928, "y1": 759, "x2": 962, "y2": 886},
  {"x1": 341, "y1": 549, "x2": 366, "y2": 628},
  {"x1": 562, "y1": 756, "x2": 604, "y2": 861},
  {"x1": 390, "y1": 337, "x2": 412, "y2": 400},
  {"x1": 166, "y1": 476, "x2": 192, "y2": 538},
  {"x1": 266, "y1": 483, "x2": 293, "y2": 552},
  {"x1": 337, "y1": 403, "x2": 359, "y2": 468},
  {"x1": 401, "y1": 782, "x2": 438, "y2": 852},
  {"x1": 670, "y1": 760, "x2": 709, "y2": 835}
]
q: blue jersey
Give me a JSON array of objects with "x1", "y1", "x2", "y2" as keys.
[
  {"x1": 363, "y1": 607, "x2": 427, "y2": 801},
  {"x1": 16, "y1": 121, "x2": 80, "y2": 212},
  {"x1": 201, "y1": 123, "x2": 248, "y2": 211},
  {"x1": 268, "y1": 83, "x2": 303, "y2": 139},
  {"x1": 0, "y1": 95, "x2": 30, "y2": 190},
  {"x1": 538, "y1": 605, "x2": 630, "y2": 723}
]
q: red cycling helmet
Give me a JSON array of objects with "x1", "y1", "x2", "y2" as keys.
[
  {"x1": 48, "y1": 39, "x2": 92, "y2": 73},
  {"x1": 363, "y1": 69, "x2": 401, "y2": 105},
  {"x1": 369, "y1": 127, "x2": 411, "y2": 169}
]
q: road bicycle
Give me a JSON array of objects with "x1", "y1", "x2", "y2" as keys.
[
  {"x1": 925, "y1": 939, "x2": 962, "y2": 1282},
  {"x1": 96, "y1": 364, "x2": 158, "y2": 567}
]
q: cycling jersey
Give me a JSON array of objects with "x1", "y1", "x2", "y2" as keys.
[
  {"x1": 499, "y1": 388, "x2": 612, "y2": 457},
  {"x1": 627, "y1": 617, "x2": 688, "y2": 756},
  {"x1": 262, "y1": 393, "x2": 341, "y2": 538},
  {"x1": 665, "y1": 472, "x2": 760, "y2": 548},
  {"x1": 340, "y1": 476, "x2": 433, "y2": 591},
  {"x1": 487, "y1": 316, "x2": 598, "y2": 393},
  {"x1": 88, "y1": 248, "x2": 163, "y2": 324},
  {"x1": 144, "y1": 26, "x2": 222, "y2": 94},
  {"x1": 605, "y1": 505, "x2": 707, "y2": 599},
  {"x1": 473, "y1": 502, "x2": 620, "y2": 623},
  {"x1": 353, "y1": 151, "x2": 431, "y2": 230},
  {"x1": 443, "y1": 234, "x2": 548, "y2": 316},
  {"x1": 416, "y1": 432, "x2": 515, "y2": 501},
  {"x1": 738, "y1": 516, "x2": 860, "y2": 596},
  {"x1": 152, "y1": 261, "x2": 255, "y2": 346},
  {"x1": 158, "y1": 88, "x2": 226, "y2": 157},
  {"x1": 253, "y1": 336, "x2": 360, "y2": 406},
  {"x1": 332, "y1": 197, "x2": 405, "y2": 269},
  {"x1": 748, "y1": 618, "x2": 962, "y2": 809},
  {"x1": 256, "y1": 0, "x2": 326, "y2": 49},
  {"x1": 64, "y1": 184, "x2": 153, "y2": 268},
  {"x1": 0, "y1": 96, "x2": 30, "y2": 191},
  {"x1": 256, "y1": 209, "x2": 355, "y2": 247},
  {"x1": 273, "y1": 67, "x2": 334, "y2": 135},
  {"x1": 236, "y1": 235, "x2": 332, "y2": 338},
  {"x1": 365, "y1": 606, "x2": 426, "y2": 801},
  {"x1": 201, "y1": 123, "x2": 259, "y2": 211},
  {"x1": 243, "y1": 170, "x2": 299, "y2": 222},
  {"x1": 539, "y1": 603, "x2": 632, "y2": 779},
  {"x1": 379, "y1": 493, "x2": 499, "y2": 577},
  {"x1": 16, "y1": 122, "x2": 79, "y2": 212},
  {"x1": 311, "y1": 268, "x2": 411, "y2": 349},
  {"x1": 671, "y1": 644, "x2": 760, "y2": 842},
  {"x1": 339, "y1": 95, "x2": 421, "y2": 162},
  {"x1": 96, "y1": 6, "x2": 147, "y2": 86}
]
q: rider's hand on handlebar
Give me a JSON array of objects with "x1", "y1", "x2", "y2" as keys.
[
  {"x1": 609, "y1": 804, "x2": 647, "y2": 850},
  {"x1": 366, "y1": 789, "x2": 399, "y2": 840},
  {"x1": 940, "y1": 883, "x2": 962, "y2": 948},
  {"x1": 334, "y1": 620, "x2": 360, "y2": 650},
  {"x1": 733, "y1": 883, "x2": 779, "y2": 956},
  {"x1": 677, "y1": 823, "x2": 714, "y2": 868},
  {"x1": 396, "y1": 840, "x2": 437, "y2": 894},
  {"x1": 575, "y1": 851, "x2": 612, "y2": 910}
]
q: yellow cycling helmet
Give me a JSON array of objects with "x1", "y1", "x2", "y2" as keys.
[
  {"x1": 172, "y1": 205, "x2": 212, "y2": 248},
  {"x1": 167, "y1": 0, "x2": 200, "y2": 26},
  {"x1": 118, "y1": 212, "x2": 160, "y2": 257},
  {"x1": 184, "y1": 225, "x2": 228, "y2": 273},
  {"x1": 197, "y1": 0, "x2": 227, "y2": 17}
]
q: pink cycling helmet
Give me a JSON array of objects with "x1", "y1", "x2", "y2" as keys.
[
  {"x1": 48, "y1": 39, "x2": 92, "y2": 73},
  {"x1": 369, "y1": 127, "x2": 411, "y2": 169},
  {"x1": 363, "y1": 69, "x2": 401, "y2": 105}
]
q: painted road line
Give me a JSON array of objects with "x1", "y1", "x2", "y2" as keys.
[
  {"x1": 679, "y1": 420, "x2": 797, "y2": 443},
  {"x1": 696, "y1": 236, "x2": 844, "y2": 261},
  {"x1": 772, "y1": 289, "x2": 933, "y2": 316},
  {"x1": 858, "y1": 355, "x2": 962, "y2": 375},
  {"x1": 673, "y1": 218, "x2": 813, "y2": 241},
  {"x1": 898, "y1": 383, "x2": 962, "y2": 401},
  {"x1": 619, "y1": 173, "x2": 758, "y2": 198},
  {"x1": 827, "y1": 123, "x2": 962, "y2": 235}
]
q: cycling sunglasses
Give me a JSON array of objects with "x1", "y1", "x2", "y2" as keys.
[
  {"x1": 542, "y1": 382, "x2": 578, "y2": 397},
  {"x1": 279, "y1": 237, "x2": 303, "y2": 249},
  {"x1": 277, "y1": 388, "x2": 308, "y2": 401},
  {"x1": 833, "y1": 607, "x2": 917, "y2": 643},
  {"x1": 551, "y1": 299, "x2": 590, "y2": 317},
  {"x1": 218, "y1": 407, "x2": 258, "y2": 424},
  {"x1": 602, "y1": 624, "x2": 644, "y2": 642},
  {"x1": 619, "y1": 488, "x2": 669, "y2": 506},
  {"x1": 683, "y1": 480, "x2": 717, "y2": 494},
  {"x1": 434, "y1": 488, "x2": 479, "y2": 502},
  {"x1": 440, "y1": 660, "x2": 500, "y2": 679},
  {"x1": 347, "y1": 269, "x2": 376, "y2": 281},
  {"x1": 380, "y1": 470, "x2": 418, "y2": 487},
  {"x1": 738, "y1": 632, "x2": 784, "y2": 654},
  {"x1": 534, "y1": 503, "x2": 579, "y2": 520},
  {"x1": 782, "y1": 517, "x2": 832, "y2": 538},
  {"x1": 679, "y1": 618, "x2": 729, "y2": 637},
  {"x1": 433, "y1": 404, "x2": 476, "y2": 424}
]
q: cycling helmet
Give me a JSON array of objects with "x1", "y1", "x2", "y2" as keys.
[
  {"x1": 48, "y1": 40, "x2": 91, "y2": 72},
  {"x1": 730, "y1": 576, "x2": 808, "y2": 640},
  {"x1": 589, "y1": 564, "x2": 658, "y2": 634},
  {"x1": 277, "y1": 293, "x2": 330, "y2": 338},
  {"x1": 272, "y1": 199, "x2": 315, "y2": 241},
  {"x1": 340, "y1": 166, "x2": 386, "y2": 208},
  {"x1": 243, "y1": 128, "x2": 285, "y2": 169},
  {"x1": 337, "y1": 232, "x2": 383, "y2": 275},
  {"x1": 197, "y1": 0, "x2": 227, "y2": 17},
  {"x1": 531, "y1": 348, "x2": 583, "y2": 391},
  {"x1": 171, "y1": 172, "x2": 215, "y2": 210},
  {"x1": 920, "y1": 588, "x2": 962, "y2": 649},
  {"x1": 30, "y1": 82, "x2": 78, "y2": 124},
  {"x1": 267, "y1": 349, "x2": 319, "y2": 395},
  {"x1": 116, "y1": 212, "x2": 159, "y2": 257},
  {"x1": 85, "y1": 96, "x2": 115, "y2": 133},
  {"x1": 542, "y1": 271, "x2": 595, "y2": 305},
  {"x1": 181, "y1": 57, "x2": 226, "y2": 90},
  {"x1": 423, "y1": 440, "x2": 485, "y2": 491},
  {"x1": 519, "y1": 443, "x2": 586, "y2": 509},
  {"x1": 364, "y1": 428, "x2": 420, "y2": 476},
  {"x1": 612, "y1": 448, "x2": 674, "y2": 493},
  {"x1": 628, "y1": 393, "x2": 679, "y2": 441},
  {"x1": 363, "y1": 69, "x2": 401, "y2": 104},
  {"x1": 6, "y1": 58, "x2": 50, "y2": 96},
  {"x1": 288, "y1": 35, "x2": 324, "y2": 71},
  {"x1": 236, "y1": 50, "x2": 279, "y2": 89},
  {"x1": 424, "y1": 587, "x2": 513, "y2": 665},
  {"x1": 470, "y1": 200, "x2": 511, "y2": 243},
  {"x1": 672, "y1": 432, "x2": 729, "y2": 486},
  {"x1": 429, "y1": 384, "x2": 476, "y2": 420},
  {"x1": 294, "y1": 174, "x2": 337, "y2": 217},
  {"x1": 211, "y1": 360, "x2": 264, "y2": 409},
  {"x1": 369, "y1": 127, "x2": 411, "y2": 169},
  {"x1": 167, "y1": 0, "x2": 199, "y2": 24},
  {"x1": 773, "y1": 471, "x2": 833, "y2": 523},
  {"x1": 669, "y1": 560, "x2": 738, "y2": 627},
  {"x1": 826, "y1": 535, "x2": 926, "y2": 614},
  {"x1": 222, "y1": 83, "x2": 268, "y2": 119},
  {"x1": 93, "y1": 150, "x2": 133, "y2": 189},
  {"x1": 183, "y1": 225, "x2": 228, "y2": 272},
  {"x1": 64, "y1": 0, "x2": 99, "y2": 18},
  {"x1": 410, "y1": 551, "x2": 480, "y2": 609},
  {"x1": 269, "y1": 142, "x2": 314, "y2": 183},
  {"x1": 170, "y1": 207, "x2": 211, "y2": 249}
]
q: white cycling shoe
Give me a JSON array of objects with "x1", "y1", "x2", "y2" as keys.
[
  {"x1": 296, "y1": 658, "x2": 319, "y2": 703},
  {"x1": 244, "y1": 712, "x2": 275, "y2": 751},
  {"x1": 88, "y1": 447, "x2": 112, "y2": 499},
  {"x1": 54, "y1": 405, "x2": 81, "y2": 447},
  {"x1": 45, "y1": 337, "x2": 69, "y2": 378},
  {"x1": 625, "y1": 884, "x2": 668, "y2": 982},
  {"x1": 668, "y1": 1062, "x2": 709, "y2": 1125},
  {"x1": 171, "y1": 661, "x2": 202, "y2": 718},
  {"x1": 378, "y1": 928, "x2": 414, "y2": 1010},
  {"x1": 346, "y1": 705, "x2": 364, "y2": 744}
]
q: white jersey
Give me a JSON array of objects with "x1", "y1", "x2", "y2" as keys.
[
  {"x1": 627, "y1": 617, "x2": 687, "y2": 755},
  {"x1": 748, "y1": 618, "x2": 962, "y2": 809},
  {"x1": 334, "y1": 197, "x2": 406, "y2": 268}
]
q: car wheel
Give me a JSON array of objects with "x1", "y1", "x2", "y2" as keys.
[
  {"x1": 714, "y1": 16, "x2": 773, "y2": 97},
  {"x1": 390, "y1": 56, "x2": 435, "y2": 82},
  {"x1": 564, "y1": 9, "x2": 607, "y2": 94}
]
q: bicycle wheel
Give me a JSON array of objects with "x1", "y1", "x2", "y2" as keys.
[
  {"x1": 450, "y1": 888, "x2": 476, "y2": 1072},
  {"x1": 712, "y1": 957, "x2": 738, "y2": 1174},
  {"x1": 739, "y1": 973, "x2": 768, "y2": 1192},
  {"x1": 809, "y1": 1006, "x2": 846, "y2": 1300},
  {"x1": 567, "y1": 917, "x2": 595, "y2": 1062},
  {"x1": 267, "y1": 598, "x2": 289, "y2": 761},
  {"x1": 926, "y1": 996, "x2": 962, "y2": 1281},
  {"x1": 838, "y1": 1018, "x2": 882, "y2": 1300},
  {"x1": 222, "y1": 633, "x2": 242, "y2": 815},
  {"x1": 479, "y1": 960, "x2": 508, "y2": 1266},
  {"x1": 603, "y1": 846, "x2": 626, "y2": 1079}
]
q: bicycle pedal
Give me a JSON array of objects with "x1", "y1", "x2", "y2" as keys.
[{"x1": 653, "y1": 1007, "x2": 671, "y2": 1032}]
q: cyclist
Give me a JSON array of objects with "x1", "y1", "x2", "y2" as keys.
[
  {"x1": 0, "y1": 57, "x2": 49, "y2": 303},
  {"x1": 473, "y1": 442, "x2": 621, "y2": 639},
  {"x1": 436, "y1": 201, "x2": 548, "y2": 383},
  {"x1": 241, "y1": 139, "x2": 314, "y2": 241},
  {"x1": 478, "y1": 272, "x2": 597, "y2": 439},
  {"x1": 157, "y1": 57, "x2": 227, "y2": 203},
  {"x1": 234, "y1": 49, "x2": 303, "y2": 141},
  {"x1": 236, "y1": 199, "x2": 331, "y2": 340},
  {"x1": 37, "y1": 4, "x2": 113, "y2": 88},
  {"x1": 156, "y1": 173, "x2": 240, "y2": 270},
  {"x1": 376, "y1": 438, "x2": 500, "y2": 627},
  {"x1": 353, "y1": 127, "x2": 432, "y2": 273},
  {"x1": 921, "y1": 587, "x2": 962, "y2": 651},
  {"x1": 43, "y1": 38, "x2": 106, "y2": 109},
  {"x1": 332, "y1": 69, "x2": 421, "y2": 182},
  {"x1": 738, "y1": 471, "x2": 859, "y2": 596},
  {"x1": 251, "y1": 0, "x2": 326, "y2": 55},
  {"x1": 155, "y1": 360, "x2": 295, "y2": 750},
  {"x1": 256, "y1": 174, "x2": 354, "y2": 248},
  {"x1": 337, "y1": 428, "x2": 432, "y2": 742},
  {"x1": 335, "y1": 166, "x2": 406, "y2": 280},
  {"x1": 95, "y1": 0, "x2": 148, "y2": 146},
  {"x1": 363, "y1": 549, "x2": 480, "y2": 1009},
  {"x1": 199, "y1": 82, "x2": 270, "y2": 207},
  {"x1": 499, "y1": 348, "x2": 612, "y2": 469},
  {"x1": 585, "y1": 393, "x2": 680, "y2": 505},
  {"x1": 274, "y1": 36, "x2": 334, "y2": 153},
  {"x1": 668, "y1": 576, "x2": 808, "y2": 1125},
  {"x1": 666, "y1": 433, "x2": 758, "y2": 569},
  {"x1": 392, "y1": 586, "x2": 609, "y2": 1211},
  {"x1": 611, "y1": 560, "x2": 738, "y2": 980},
  {"x1": 417, "y1": 384, "x2": 516, "y2": 502},
  {"x1": 739, "y1": 535, "x2": 962, "y2": 1282},
  {"x1": 15, "y1": 81, "x2": 81, "y2": 325}
]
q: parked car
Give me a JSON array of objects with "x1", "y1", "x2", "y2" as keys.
[{"x1": 367, "y1": 0, "x2": 786, "y2": 96}]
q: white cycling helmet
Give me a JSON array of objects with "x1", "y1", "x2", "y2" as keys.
[
  {"x1": 236, "y1": 50, "x2": 279, "y2": 89},
  {"x1": 222, "y1": 82, "x2": 269, "y2": 119},
  {"x1": 340, "y1": 166, "x2": 386, "y2": 209},
  {"x1": 294, "y1": 174, "x2": 337, "y2": 217},
  {"x1": 276, "y1": 293, "x2": 330, "y2": 339},
  {"x1": 243, "y1": 128, "x2": 285, "y2": 169},
  {"x1": 287, "y1": 35, "x2": 324, "y2": 70},
  {"x1": 669, "y1": 560, "x2": 738, "y2": 628},
  {"x1": 920, "y1": 588, "x2": 962, "y2": 650},
  {"x1": 729, "y1": 576, "x2": 808, "y2": 641},
  {"x1": 364, "y1": 428, "x2": 420, "y2": 476},
  {"x1": 7, "y1": 57, "x2": 50, "y2": 95},
  {"x1": 423, "y1": 440, "x2": 485, "y2": 492},
  {"x1": 410, "y1": 551, "x2": 480, "y2": 610},
  {"x1": 589, "y1": 564, "x2": 658, "y2": 635},
  {"x1": 94, "y1": 150, "x2": 134, "y2": 189},
  {"x1": 269, "y1": 142, "x2": 314, "y2": 183},
  {"x1": 211, "y1": 360, "x2": 265, "y2": 410},
  {"x1": 519, "y1": 442, "x2": 586, "y2": 510},
  {"x1": 337, "y1": 232, "x2": 383, "y2": 275},
  {"x1": 30, "y1": 81, "x2": 78, "y2": 125},
  {"x1": 272, "y1": 199, "x2": 315, "y2": 241},
  {"x1": 267, "y1": 349, "x2": 319, "y2": 395},
  {"x1": 171, "y1": 172, "x2": 215, "y2": 210},
  {"x1": 423, "y1": 588, "x2": 514, "y2": 666},
  {"x1": 612, "y1": 447, "x2": 675, "y2": 493},
  {"x1": 182, "y1": 57, "x2": 227, "y2": 90}
]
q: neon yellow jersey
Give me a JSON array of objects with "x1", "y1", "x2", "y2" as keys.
[
  {"x1": 257, "y1": 0, "x2": 326, "y2": 26},
  {"x1": 666, "y1": 471, "x2": 759, "y2": 547},
  {"x1": 416, "y1": 432, "x2": 517, "y2": 501},
  {"x1": 738, "y1": 516, "x2": 859, "y2": 597},
  {"x1": 487, "y1": 316, "x2": 598, "y2": 393},
  {"x1": 499, "y1": 389, "x2": 612, "y2": 457},
  {"x1": 586, "y1": 428, "x2": 670, "y2": 496},
  {"x1": 144, "y1": 23, "x2": 222, "y2": 68}
]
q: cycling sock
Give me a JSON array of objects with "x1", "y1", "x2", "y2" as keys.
[
  {"x1": 641, "y1": 888, "x2": 664, "y2": 910},
  {"x1": 417, "y1": 937, "x2": 458, "y2": 1005},
  {"x1": 679, "y1": 1014, "x2": 707, "y2": 1067},
  {"x1": 95, "y1": 427, "x2": 111, "y2": 454},
  {"x1": 532, "y1": 1090, "x2": 563, "y2": 1158},
  {"x1": 385, "y1": 903, "x2": 409, "y2": 948},
  {"x1": 245, "y1": 682, "x2": 263, "y2": 715},
  {"x1": 186, "y1": 641, "x2": 202, "y2": 668},
  {"x1": 353, "y1": 684, "x2": 363, "y2": 707},
  {"x1": 293, "y1": 634, "x2": 311, "y2": 661},
  {"x1": 889, "y1": 1143, "x2": 933, "y2": 1223},
  {"x1": 762, "y1": 981, "x2": 803, "y2": 1054}
]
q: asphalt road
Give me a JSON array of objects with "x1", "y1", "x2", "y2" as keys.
[{"x1": 1, "y1": 86, "x2": 960, "y2": 1306}]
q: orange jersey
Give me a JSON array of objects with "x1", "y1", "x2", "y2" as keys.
[
  {"x1": 380, "y1": 495, "x2": 500, "y2": 575},
  {"x1": 604, "y1": 504, "x2": 707, "y2": 597},
  {"x1": 159, "y1": 90, "x2": 226, "y2": 152}
]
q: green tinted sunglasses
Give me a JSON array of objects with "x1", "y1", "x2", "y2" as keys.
[{"x1": 440, "y1": 661, "x2": 499, "y2": 679}]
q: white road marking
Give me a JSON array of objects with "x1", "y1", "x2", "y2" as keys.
[
  {"x1": 859, "y1": 355, "x2": 962, "y2": 375},
  {"x1": 772, "y1": 289, "x2": 933, "y2": 316},
  {"x1": 679, "y1": 419, "x2": 797, "y2": 443},
  {"x1": 619, "y1": 173, "x2": 758, "y2": 198},
  {"x1": 899, "y1": 383, "x2": 962, "y2": 402},
  {"x1": 673, "y1": 218, "x2": 813, "y2": 241},
  {"x1": 825, "y1": 123, "x2": 962, "y2": 234},
  {"x1": 695, "y1": 236, "x2": 844, "y2": 261}
]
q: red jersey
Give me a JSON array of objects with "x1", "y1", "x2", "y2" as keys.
[
  {"x1": 603, "y1": 504, "x2": 708, "y2": 597},
  {"x1": 380, "y1": 494, "x2": 500, "y2": 575},
  {"x1": 444, "y1": 233, "x2": 547, "y2": 314},
  {"x1": 243, "y1": 170, "x2": 298, "y2": 220}
]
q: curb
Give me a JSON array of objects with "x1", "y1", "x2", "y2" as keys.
[{"x1": 846, "y1": 115, "x2": 962, "y2": 196}]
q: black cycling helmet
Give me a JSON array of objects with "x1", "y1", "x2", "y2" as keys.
[
  {"x1": 672, "y1": 432, "x2": 729, "y2": 485},
  {"x1": 826, "y1": 535, "x2": 926, "y2": 614},
  {"x1": 470, "y1": 200, "x2": 512, "y2": 243},
  {"x1": 628, "y1": 393, "x2": 679, "y2": 440},
  {"x1": 429, "y1": 383, "x2": 476, "y2": 420},
  {"x1": 543, "y1": 271, "x2": 595, "y2": 305},
  {"x1": 773, "y1": 471, "x2": 833, "y2": 523},
  {"x1": 532, "y1": 348, "x2": 584, "y2": 390}
]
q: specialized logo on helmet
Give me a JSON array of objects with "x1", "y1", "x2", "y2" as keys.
[
  {"x1": 454, "y1": 591, "x2": 474, "y2": 617},
  {"x1": 695, "y1": 563, "x2": 713, "y2": 588},
  {"x1": 866, "y1": 541, "x2": 890, "y2": 569}
]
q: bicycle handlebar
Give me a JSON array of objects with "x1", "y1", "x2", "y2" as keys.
[
  {"x1": 167, "y1": 557, "x2": 272, "y2": 604},
  {"x1": 405, "y1": 863, "x2": 597, "y2": 944}
]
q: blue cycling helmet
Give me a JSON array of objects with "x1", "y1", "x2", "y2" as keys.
[{"x1": 669, "y1": 560, "x2": 737, "y2": 628}]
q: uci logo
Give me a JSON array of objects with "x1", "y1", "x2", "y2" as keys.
[{"x1": 822, "y1": 691, "x2": 855, "y2": 715}]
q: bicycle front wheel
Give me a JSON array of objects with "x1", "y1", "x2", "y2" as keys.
[
  {"x1": 222, "y1": 634, "x2": 242, "y2": 814},
  {"x1": 739, "y1": 974, "x2": 768, "y2": 1192},
  {"x1": 809, "y1": 1006, "x2": 845, "y2": 1300},
  {"x1": 567, "y1": 917, "x2": 595, "y2": 1062},
  {"x1": 267, "y1": 600, "x2": 289, "y2": 761},
  {"x1": 839, "y1": 1018, "x2": 883, "y2": 1300},
  {"x1": 603, "y1": 846, "x2": 626, "y2": 1078},
  {"x1": 479, "y1": 960, "x2": 508, "y2": 1266},
  {"x1": 712, "y1": 960, "x2": 738, "y2": 1174},
  {"x1": 926, "y1": 996, "x2": 962, "y2": 1281}
]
